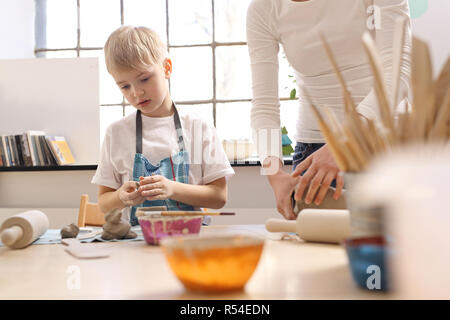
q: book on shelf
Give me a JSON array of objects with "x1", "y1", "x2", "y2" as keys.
[
  {"x1": 39, "y1": 135, "x2": 56, "y2": 166},
  {"x1": 0, "y1": 141, "x2": 4, "y2": 166},
  {"x1": 14, "y1": 135, "x2": 24, "y2": 166},
  {"x1": 0, "y1": 132, "x2": 76, "y2": 167},
  {"x1": 26, "y1": 131, "x2": 42, "y2": 166},
  {"x1": 19, "y1": 134, "x2": 33, "y2": 166},
  {"x1": 1, "y1": 135, "x2": 12, "y2": 167},
  {"x1": 8, "y1": 135, "x2": 19, "y2": 166},
  {"x1": 45, "y1": 136, "x2": 75, "y2": 165}
]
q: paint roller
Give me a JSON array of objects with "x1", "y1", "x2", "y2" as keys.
[
  {"x1": 0, "y1": 210, "x2": 49, "y2": 249},
  {"x1": 265, "y1": 209, "x2": 350, "y2": 244}
]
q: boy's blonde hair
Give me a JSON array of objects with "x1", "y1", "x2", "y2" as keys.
[{"x1": 104, "y1": 26, "x2": 167, "y2": 73}]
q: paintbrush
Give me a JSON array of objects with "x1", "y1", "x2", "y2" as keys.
[{"x1": 136, "y1": 210, "x2": 235, "y2": 217}]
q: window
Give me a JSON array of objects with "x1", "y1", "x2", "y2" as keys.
[{"x1": 35, "y1": 0, "x2": 297, "y2": 145}]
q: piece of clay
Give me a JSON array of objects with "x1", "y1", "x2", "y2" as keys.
[
  {"x1": 101, "y1": 208, "x2": 137, "y2": 240},
  {"x1": 60, "y1": 223, "x2": 80, "y2": 239},
  {"x1": 293, "y1": 188, "x2": 347, "y2": 215}
]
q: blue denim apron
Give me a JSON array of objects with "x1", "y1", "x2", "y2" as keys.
[{"x1": 129, "y1": 104, "x2": 195, "y2": 226}]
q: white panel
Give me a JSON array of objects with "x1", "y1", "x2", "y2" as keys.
[
  {"x1": 0, "y1": 58, "x2": 100, "y2": 164},
  {"x1": 411, "y1": 0, "x2": 450, "y2": 76}
]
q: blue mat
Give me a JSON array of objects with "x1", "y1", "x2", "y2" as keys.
[{"x1": 0, "y1": 226, "x2": 145, "y2": 246}]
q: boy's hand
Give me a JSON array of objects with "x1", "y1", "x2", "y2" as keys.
[
  {"x1": 118, "y1": 181, "x2": 146, "y2": 206},
  {"x1": 138, "y1": 175, "x2": 175, "y2": 201}
]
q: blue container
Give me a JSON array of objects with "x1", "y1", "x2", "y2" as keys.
[{"x1": 344, "y1": 237, "x2": 389, "y2": 291}]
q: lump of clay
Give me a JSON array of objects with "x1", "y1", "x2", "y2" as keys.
[
  {"x1": 293, "y1": 188, "x2": 347, "y2": 216},
  {"x1": 101, "y1": 208, "x2": 137, "y2": 240},
  {"x1": 60, "y1": 223, "x2": 80, "y2": 239}
]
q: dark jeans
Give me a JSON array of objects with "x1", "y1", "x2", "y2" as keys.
[{"x1": 292, "y1": 142, "x2": 336, "y2": 188}]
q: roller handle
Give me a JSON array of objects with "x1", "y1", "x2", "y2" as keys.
[
  {"x1": 265, "y1": 219, "x2": 297, "y2": 233},
  {"x1": 1, "y1": 226, "x2": 24, "y2": 247}
]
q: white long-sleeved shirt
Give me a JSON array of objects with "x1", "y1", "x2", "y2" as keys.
[{"x1": 247, "y1": 0, "x2": 411, "y2": 161}]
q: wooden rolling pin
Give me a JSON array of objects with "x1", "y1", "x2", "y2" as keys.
[
  {"x1": 265, "y1": 209, "x2": 350, "y2": 244},
  {"x1": 0, "y1": 210, "x2": 49, "y2": 249}
]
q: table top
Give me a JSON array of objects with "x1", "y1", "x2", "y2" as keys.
[{"x1": 0, "y1": 224, "x2": 388, "y2": 300}]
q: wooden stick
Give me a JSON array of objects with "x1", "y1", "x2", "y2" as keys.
[
  {"x1": 323, "y1": 107, "x2": 366, "y2": 170},
  {"x1": 137, "y1": 211, "x2": 235, "y2": 217},
  {"x1": 429, "y1": 88, "x2": 450, "y2": 140},
  {"x1": 161, "y1": 211, "x2": 235, "y2": 216},
  {"x1": 309, "y1": 103, "x2": 349, "y2": 171},
  {"x1": 322, "y1": 107, "x2": 360, "y2": 171},
  {"x1": 411, "y1": 36, "x2": 435, "y2": 141},
  {"x1": 391, "y1": 17, "x2": 407, "y2": 109},
  {"x1": 434, "y1": 56, "x2": 450, "y2": 114},
  {"x1": 362, "y1": 32, "x2": 396, "y2": 138}
]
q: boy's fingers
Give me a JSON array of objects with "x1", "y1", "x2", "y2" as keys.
[
  {"x1": 146, "y1": 194, "x2": 164, "y2": 201},
  {"x1": 139, "y1": 182, "x2": 163, "y2": 191},
  {"x1": 139, "y1": 175, "x2": 163, "y2": 185},
  {"x1": 141, "y1": 188, "x2": 163, "y2": 197}
]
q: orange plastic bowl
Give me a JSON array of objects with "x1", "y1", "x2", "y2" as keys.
[{"x1": 161, "y1": 234, "x2": 264, "y2": 292}]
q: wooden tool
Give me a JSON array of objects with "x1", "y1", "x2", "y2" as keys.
[
  {"x1": 265, "y1": 209, "x2": 350, "y2": 244},
  {"x1": 0, "y1": 210, "x2": 49, "y2": 249},
  {"x1": 61, "y1": 238, "x2": 110, "y2": 259},
  {"x1": 136, "y1": 210, "x2": 235, "y2": 217}
]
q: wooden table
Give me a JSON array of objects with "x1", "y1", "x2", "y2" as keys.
[{"x1": 0, "y1": 224, "x2": 388, "y2": 299}]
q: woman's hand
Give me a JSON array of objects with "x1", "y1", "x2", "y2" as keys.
[
  {"x1": 264, "y1": 157, "x2": 300, "y2": 220},
  {"x1": 118, "y1": 181, "x2": 146, "y2": 206},
  {"x1": 291, "y1": 145, "x2": 344, "y2": 205},
  {"x1": 268, "y1": 170, "x2": 300, "y2": 220},
  {"x1": 138, "y1": 175, "x2": 175, "y2": 201}
]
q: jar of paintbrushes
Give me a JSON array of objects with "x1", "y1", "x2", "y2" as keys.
[{"x1": 311, "y1": 20, "x2": 450, "y2": 291}]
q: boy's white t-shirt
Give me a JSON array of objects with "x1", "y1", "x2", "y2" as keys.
[{"x1": 91, "y1": 108, "x2": 235, "y2": 219}]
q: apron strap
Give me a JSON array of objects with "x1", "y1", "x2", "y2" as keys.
[
  {"x1": 172, "y1": 103, "x2": 186, "y2": 151},
  {"x1": 136, "y1": 110, "x2": 143, "y2": 154},
  {"x1": 135, "y1": 102, "x2": 185, "y2": 155}
]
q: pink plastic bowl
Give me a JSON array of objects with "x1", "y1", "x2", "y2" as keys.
[{"x1": 138, "y1": 214, "x2": 203, "y2": 245}]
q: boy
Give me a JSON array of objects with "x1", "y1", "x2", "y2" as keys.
[{"x1": 92, "y1": 26, "x2": 235, "y2": 225}]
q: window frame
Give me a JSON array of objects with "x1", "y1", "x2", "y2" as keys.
[{"x1": 34, "y1": 0, "x2": 296, "y2": 129}]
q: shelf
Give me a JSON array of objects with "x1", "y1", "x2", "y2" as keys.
[
  {"x1": 229, "y1": 156, "x2": 293, "y2": 167},
  {"x1": 0, "y1": 157, "x2": 294, "y2": 171},
  {"x1": 0, "y1": 165, "x2": 98, "y2": 172}
]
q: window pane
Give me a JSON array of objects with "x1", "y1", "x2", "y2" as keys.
[
  {"x1": 80, "y1": 50, "x2": 123, "y2": 105},
  {"x1": 216, "y1": 102, "x2": 252, "y2": 140},
  {"x1": 169, "y1": 47, "x2": 212, "y2": 101},
  {"x1": 46, "y1": 0, "x2": 77, "y2": 48},
  {"x1": 123, "y1": 0, "x2": 167, "y2": 44},
  {"x1": 279, "y1": 50, "x2": 297, "y2": 99},
  {"x1": 100, "y1": 106, "x2": 124, "y2": 145},
  {"x1": 177, "y1": 104, "x2": 213, "y2": 127},
  {"x1": 280, "y1": 100, "x2": 299, "y2": 145},
  {"x1": 168, "y1": 0, "x2": 212, "y2": 45},
  {"x1": 215, "y1": 0, "x2": 252, "y2": 42},
  {"x1": 44, "y1": 50, "x2": 77, "y2": 58},
  {"x1": 125, "y1": 105, "x2": 136, "y2": 116},
  {"x1": 216, "y1": 45, "x2": 251, "y2": 100},
  {"x1": 80, "y1": 0, "x2": 121, "y2": 47}
]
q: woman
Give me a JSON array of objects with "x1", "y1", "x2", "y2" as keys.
[{"x1": 247, "y1": 0, "x2": 411, "y2": 219}]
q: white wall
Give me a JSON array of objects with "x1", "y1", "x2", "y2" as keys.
[
  {"x1": 0, "y1": 0, "x2": 35, "y2": 59},
  {"x1": 0, "y1": 167, "x2": 284, "y2": 227},
  {"x1": 410, "y1": 0, "x2": 450, "y2": 76}
]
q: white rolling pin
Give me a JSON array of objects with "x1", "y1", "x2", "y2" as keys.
[
  {"x1": 265, "y1": 209, "x2": 350, "y2": 244},
  {"x1": 0, "y1": 210, "x2": 49, "y2": 249}
]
